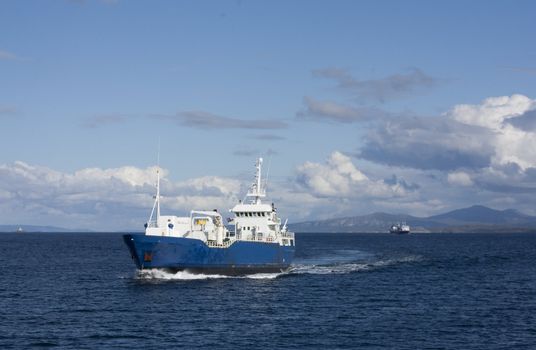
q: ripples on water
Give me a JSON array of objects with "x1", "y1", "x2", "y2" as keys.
[{"x1": 1, "y1": 232, "x2": 536, "y2": 349}]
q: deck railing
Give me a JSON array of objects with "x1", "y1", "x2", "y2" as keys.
[
  {"x1": 205, "y1": 231, "x2": 293, "y2": 247},
  {"x1": 281, "y1": 231, "x2": 295, "y2": 239},
  {"x1": 206, "y1": 240, "x2": 233, "y2": 248}
]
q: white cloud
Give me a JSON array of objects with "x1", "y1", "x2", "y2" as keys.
[
  {"x1": 355, "y1": 94, "x2": 536, "y2": 216},
  {"x1": 448, "y1": 94, "x2": 536, "y2": 170},
  {"x1": 447, "y1": 171, "x2": 473, "y2": 186},
  {"x1": 0, "y1": 162, "x2": 240, "y2": 230},
  {"x1": 72, "y1": 166, "x2": 161, "y2": 187},
  {"x1": 449, "y1": 94, "x2": 533, "y2": 129},
  {"x1": 362, "y1": 94, "x2": 536, "y2": 173},
  {"x1": 296, "y1": 151, "x2": 408, "y2": 198}
]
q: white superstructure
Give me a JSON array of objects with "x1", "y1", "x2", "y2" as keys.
[{"x1": 144, "y1": 158, "x2": 295, "y2": 248}]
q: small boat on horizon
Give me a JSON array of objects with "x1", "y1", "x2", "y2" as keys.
[{"x1": 389, "y1": 222, "x2": 410, "y2": 234}]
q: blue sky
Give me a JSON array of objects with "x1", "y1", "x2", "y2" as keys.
[{"x1": 1, "y1": 0, "x2": 536, "y2": 230}]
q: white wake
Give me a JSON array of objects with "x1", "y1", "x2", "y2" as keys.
[
  {"x1": 136, "y1": 269, "x2": 284, "y2": 281},
  {"x1": 134, "y1": 252, "x2": 422, "y2": 281},
  {"x1": 288, "y1": 255, "x2": 422, "y2": 275}
]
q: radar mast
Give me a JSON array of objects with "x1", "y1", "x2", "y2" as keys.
[{"x1": 246, "y1": 158, "x2": 266, "y2": 204}]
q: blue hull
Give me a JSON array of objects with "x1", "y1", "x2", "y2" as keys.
[{"x1": 123, "y1": 234, "x2": 295, "y2": 275}]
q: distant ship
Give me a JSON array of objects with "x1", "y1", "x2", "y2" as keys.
[
  {"x1": 16, "y1": 227, "x2": 23, "y2": 233},
  {"x1": 123, "y1": 158, "x2": 295, "y2": 275},
  {"x1": 389, "y1": 222, "x2": 410, "y2": 234}
]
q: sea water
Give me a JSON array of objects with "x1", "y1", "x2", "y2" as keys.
[{"x1": 1, "y1": 232, "x2": 535, "y2": 349}]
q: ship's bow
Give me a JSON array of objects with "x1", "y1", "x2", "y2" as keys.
[{"x1": 123, "y1": 234, "x2": 144, "y2": 269}]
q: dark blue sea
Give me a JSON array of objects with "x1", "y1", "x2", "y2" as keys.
[{"x1": 1, "y1": 232, "x2": 536, "y2": 349}]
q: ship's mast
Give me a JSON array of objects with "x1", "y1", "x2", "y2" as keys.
[
  {"x1": 247, "y1": 158, "x2": 266, "y2": 204},
  {"x1": 147, "y1": 145, "x2": 161, "y2": 227},
  {"x1": 156, "y1": 141, "x2": 161, "y2": 223},
  {"x1": 156, "y1": 166, "x2": 161, "y2": 220},
  {"x1": 147, "y1": 170, "x2": 159, "y2": 227}
]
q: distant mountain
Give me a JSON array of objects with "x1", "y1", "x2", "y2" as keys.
[
  {"x1": 289, "y1": 205, "x2": 536, "y2": 233},
  {"x1": 427, "y1": 205, "x2": 534, "y2": 226},
  {"x1": 0, "y1": 225, "x2": 91, "y2": 233}
]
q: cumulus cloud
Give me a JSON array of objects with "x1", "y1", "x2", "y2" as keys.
[
  {"x1": 508, "y1": 109, "x2": 536, "y2": 131},
  {"x1": 447, "y1": 171, "x2": 473, "y2": 186},
  {"x1": 296, "y1": 151, "x2": 411, "y2": 199},
  {"x1": 360, "y1": 116, "x2": 495, "y2": 170},
  {"x1": 158, "y1": 111, "x2": 288, "y2": 130},
  {"x1": 445, "y1": 94, "x2": 536, "y2": 170},
  {"x1": 312, "y1": 67, "x2": 437, "y2": 102},
  {"x1": 354, "y1": 94, "x2": 536, "y2": 214},
  {"x1": 296, "y1": 96, "x2": 386, "y2": 123},
  {"x1": 448, "y1": 94, "x2": 533, "y2": 129},
  {"x1": 0, "y1": 161, "x2": 241, "y2": 230},
  {"x1": 467, "y1": 164, "x2": 536, "y2": 194},
  {"x1": 361, "y1": 94, "x2": 536, "y2": 173},
  {"x1": 383, "y1": 174, "x2": 420, "y2": 191}
]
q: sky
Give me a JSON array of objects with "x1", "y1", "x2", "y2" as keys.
[{"x1": 1, "y1": 0, "x2": 536, "y2": 230}]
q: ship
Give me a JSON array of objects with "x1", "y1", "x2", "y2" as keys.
[
  {"x1": 123, "y1": 158, "x2": 295, "y2": 275},
  {"x1": 389, "y1": 222, "x2": 410, "y2": 234}
]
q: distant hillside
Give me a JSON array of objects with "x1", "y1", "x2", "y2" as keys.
[
  {"x1": 0, "y1": 225, "x2": 90, "y2": 233},
  {"x1": 427, "y1": 205, "x2": 535, "y2": 226},
  {"x1": 289, "y1": 205, "x2": 536, "y2": 233}
]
